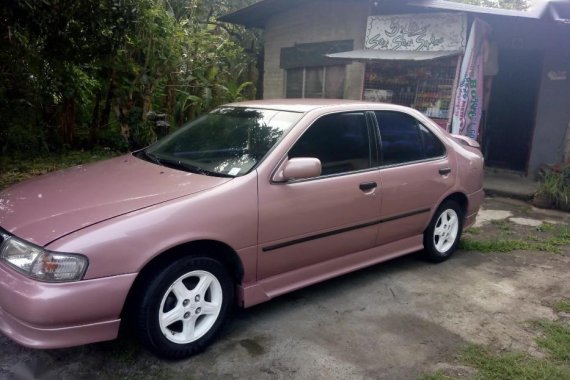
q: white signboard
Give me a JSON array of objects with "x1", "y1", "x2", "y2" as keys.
[{"x1": 365, "y1": 13, "x2": 467, "y2": 52}]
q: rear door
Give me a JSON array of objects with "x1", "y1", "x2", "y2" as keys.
[{"x1": 373, "y1": 111, "x2": 455, "y2": 245}]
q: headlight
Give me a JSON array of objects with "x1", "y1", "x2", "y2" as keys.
[{"x1": 0, "y1": 235, "x2": 88, "y2": 282}]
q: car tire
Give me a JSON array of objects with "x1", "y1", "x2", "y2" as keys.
[
  {"x1": 422, "y1": 200, "x2": 464, "y2": 263},
  {"x1": 134, "y1": 256, "x2": 233, "y2": 359}
]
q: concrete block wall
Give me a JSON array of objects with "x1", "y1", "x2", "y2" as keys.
[{"x1": 263, "y1": 0, "x2": 369, "y2": 100}]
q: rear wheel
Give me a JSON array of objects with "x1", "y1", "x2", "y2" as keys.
[
  {"x1": 134, "y1": 256, "x2": 233, "y2": 359},
  {"x1": 422, "y1": 200, "x2": 464, "y2": 263}
]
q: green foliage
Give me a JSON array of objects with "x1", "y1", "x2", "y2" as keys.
[
  {"x1": 460, "y1": 223, "x2": 570, "y2": 253},
  {"x1": 421, "y1": 317, "x2": 570, "y2": 380},
  {"x1": 490, "y1": 219, "x2": 511, "y2": 231},
  {"x1": 460, "y1": 235, "x2": 570, "y2": 253},
  {"x1": 534, "y1": 320, "x2": 570, "y2": 364},
  {"x1": 460, "y1": 344, "x2": 570, "y2": 380},
  {"x1": 553, "y1": 300, "x2": 570, "y2": 314},
  {"x1": 0, "y1": 0, "x2": 259, "y2": 154},
  {"x1": 536, "y1": 168, "x2": 570, "y2": 210}
]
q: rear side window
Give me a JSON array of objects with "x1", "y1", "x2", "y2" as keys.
[
  {"x1": 374, "y1": 111, "x2": 445, "y2": 165},
  {"x1": 289, "y1": 112, "x2": 371, "y2": 176},
  {"x1": 420, "y1": 123, "x2": 446, "y2": 158}
]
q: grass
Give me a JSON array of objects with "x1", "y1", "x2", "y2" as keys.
[
  {"x1": 534, "y1": 320, "x2": 570, "y2": 364},
  {"x1": 419, "y1": 372, "x2": 455, "y2": 380},
  {"x1": 420, "y1": 299, "x2": 570, "y2": 380},
  {"x1": 459, "y1": 344, "x2": 570, "y2": 380},
  {"x1": 536, "y1": 222, "x2": 557, "y2": 233},
  {"x1": 465, "y1": 227, "x2": 482, "y2": 235},
  {"x1": 490, "y1": 219, "x2": 512, "y2": 232},
  {"x1": 460, "y1": 223, "x2": 570, "y2": 254},
  {"x1": 554, "y1": 300, "x2": 570, "y2": 314},
  {"x1": 0, "y1": 149, "x2": 121, "y2": 190}
]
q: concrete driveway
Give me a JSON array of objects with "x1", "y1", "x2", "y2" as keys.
[{"x1": 1, "y1": 198, "x2": 569, "y2": 380}]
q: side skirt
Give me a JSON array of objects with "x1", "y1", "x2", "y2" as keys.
[{"x1": 237, "y1": 235, "x2": 423, "y2": 308}]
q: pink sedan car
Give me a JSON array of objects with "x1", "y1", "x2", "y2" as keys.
[{"x1": 0, "y1": 100, "x2": 483, "y2": 359}]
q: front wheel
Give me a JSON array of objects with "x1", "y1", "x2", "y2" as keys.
[
  {"x1": 422, "y1": 200, "x2": 464, "y2": 263},
  {"x1": 134, "y1": 256, "x2": 233, "y2": 359}
]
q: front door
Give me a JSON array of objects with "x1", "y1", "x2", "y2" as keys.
[
  {"x1": 484, "y1": 49, "x2": 543, "y2": 172},
  {"x1": 257, "y1": 111, "x2": 381, "y2": 280}
]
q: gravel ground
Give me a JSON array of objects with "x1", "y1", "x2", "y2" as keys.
[{"x1": 0, "y1": 197, "x2": 569, "y2": 380}]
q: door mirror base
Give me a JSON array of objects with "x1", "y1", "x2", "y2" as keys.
[{"x1": 273, "y1": 158, "x2": 322, "y2": 182}]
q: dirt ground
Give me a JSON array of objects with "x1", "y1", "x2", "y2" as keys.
[{"x1": 0, "y1": 197, "x2": 569, "y2": 380}]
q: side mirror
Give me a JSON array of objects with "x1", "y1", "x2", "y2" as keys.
[{"x1": 274, "y1": 157, "x2": 322, "y2": 182}]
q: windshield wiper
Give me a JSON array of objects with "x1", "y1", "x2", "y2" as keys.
[
  {"x1": 153, "y1": 156, "x2": 233, "y2": 178},
  {"x1": 142, "y1": 150, "x2": 161, "y2": 165}
]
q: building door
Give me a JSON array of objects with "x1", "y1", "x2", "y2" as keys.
[{"x1": 483, "y1": 49, "x2": 543, "y2": 172}]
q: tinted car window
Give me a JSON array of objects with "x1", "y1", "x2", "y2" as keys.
[
  {"x1": 420, "y1": 123, "x2": 446, "y2": 158},
  {"x1": 375, "y1": 111, "x2": 445, "y2": 165},
  {"x1": 289, "y1": 112, "x2": 371, "y2": 176}
]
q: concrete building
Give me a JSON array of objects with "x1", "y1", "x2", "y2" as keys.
[{"x1": 221, "y1": 0, "x2": 570, "y2": 176}]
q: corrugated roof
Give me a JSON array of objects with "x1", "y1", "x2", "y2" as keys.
[
  {"x1": 407, "y1": 0, "x2": 538, "y2": 18},
  {"x1": 219, "y1": 0, "x2": 568, "y2": 28}
]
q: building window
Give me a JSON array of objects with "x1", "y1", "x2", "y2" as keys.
[{"x1": 285, "y1": 65, "x2": 345, "y2": 99}]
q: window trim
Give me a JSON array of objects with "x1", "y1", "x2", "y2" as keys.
[
  {"x1": 370, "y1": 110, "x2": 448, "y2": 169},
  {"x1": 271, "y1": 110, "x2": 377, "y2": 185}
]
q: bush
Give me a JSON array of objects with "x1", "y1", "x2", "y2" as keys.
[{"x1": 535, "y1": 167, "x2": 570, "y2": 211}]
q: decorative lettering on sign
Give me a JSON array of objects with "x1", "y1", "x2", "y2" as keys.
[{"x1": 365, "y1": 13, "x2": 467, "y2": 52}]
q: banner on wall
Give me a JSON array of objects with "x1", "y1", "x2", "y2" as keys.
[
  {"x1": 365, "y1": 13, "x2": 467, "y2": 52},
  {"x1": 451, "y1": 18, "x2": 492, "y2": 139}
]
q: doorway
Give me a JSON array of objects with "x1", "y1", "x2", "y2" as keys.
[{"x1": 483, "y1": 49, "x2": 543, "y2": 172}]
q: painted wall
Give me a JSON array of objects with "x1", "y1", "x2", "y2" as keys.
[
  {"x1": 263, "y1": 0, "x2": 368, "y2": 99},
  {"x1": 528, "y1": 26, "x2": 570, "y2": 173}
]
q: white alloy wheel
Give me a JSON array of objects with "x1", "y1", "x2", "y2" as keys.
[
  {"x1": 158, "y1": 270, "x2": 223, "y2": 344},
  {"x1": 433, "y1": 208, "x2": 459, "y2": 253}
]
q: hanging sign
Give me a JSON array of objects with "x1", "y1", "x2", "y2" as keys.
[
  {"x1": 451, "y1": 18, "x2": 492, "y2": 139},
  {"x1": 365, "y1": 13, "x2": 467, "y2": 51}
]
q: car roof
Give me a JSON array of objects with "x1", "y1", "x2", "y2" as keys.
[{"x1": 223, "y1": 99, "x2": 404, "y2": 113}]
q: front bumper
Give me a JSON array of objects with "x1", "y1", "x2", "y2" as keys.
[{"x1": 0, "y1": 262, "x2": 136, "y2": 349}]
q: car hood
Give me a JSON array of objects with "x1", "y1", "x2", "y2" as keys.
[{"x1": 0, "y1": 155, "x2": 232, "y2": 246}]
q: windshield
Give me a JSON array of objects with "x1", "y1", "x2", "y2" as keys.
[{"x1": 142, "y1": 107, "x2": 303, "y2": 177}]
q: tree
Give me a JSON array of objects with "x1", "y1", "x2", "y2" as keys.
[
  {"x1": 0, "y1": 0, "x2": 261, "y2": 153},
  {"x1": 1, "y1": 0, "x2": 142, "y2": 148}
]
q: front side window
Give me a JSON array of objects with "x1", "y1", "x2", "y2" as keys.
[
  {"x1": 285, "y1": 65, "x2": 345, "y2": 99},
  {"x1": 289, "y1": 112, "x2": 371, "y2": 176},
  {"x1": 375, "y1": 111, "x2": 445, "y2": 166},
  {"x1": 142, "y1": 108, "x2": 303, "y2": 177}
]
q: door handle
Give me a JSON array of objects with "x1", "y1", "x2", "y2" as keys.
[
  {"x1": 359, "y1": 182, "x2": 377, "y2": 191},
  {"x1": 439, "y1": 167, "x2": 452, "y2": 176}
]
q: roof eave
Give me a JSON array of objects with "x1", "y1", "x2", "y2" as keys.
[
  {"x1": 218, "y1": 0, "x2": 308, "y2": 28},
  {"x1": 406, "y1": 0, "x2": 539, "y2": 19}
]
